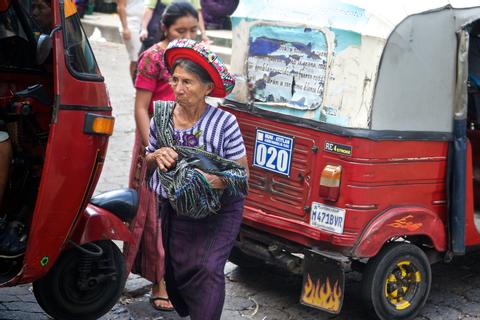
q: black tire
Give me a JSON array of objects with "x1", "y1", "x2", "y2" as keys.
[
  {"x1": 228, "y1": 246, "x2": 264, "y2": 268},
  {"x1": 361, "y1": 242, "x2": 431, "y2": 320},
  {"x1": 33, "y1": 240, "x2": 126, "y2": 320}
]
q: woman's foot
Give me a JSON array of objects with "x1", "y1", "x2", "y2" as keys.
[{"x1": 150, "y1": 281, "x2": 174, "y2": 311}]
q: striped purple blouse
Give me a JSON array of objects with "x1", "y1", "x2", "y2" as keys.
[{"x1": 146, "y1": 104, "x2": 246, "y2": 195}]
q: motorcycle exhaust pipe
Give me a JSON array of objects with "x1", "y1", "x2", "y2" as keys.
[{"x1": 238, "y1": 240, "x2": 302, "y2": 274}]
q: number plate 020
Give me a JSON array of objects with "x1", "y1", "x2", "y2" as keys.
[{"x1": 253, "y1": 129, "x2": 294, "y2": 176}]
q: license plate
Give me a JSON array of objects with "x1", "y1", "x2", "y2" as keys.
[
  {"x1": 301, "y1": 250, "x2": 345, "y2": 314},
  {"x1": 310, "y1": 202, "x2": 345, "y2": 234},
  {"x1": 253, "y1": 129, "x2": 294, "y2": 176}
]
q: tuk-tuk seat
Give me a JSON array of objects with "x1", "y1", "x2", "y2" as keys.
[{"x1": 90, "y1": 188, "x2": 138, "y2": 223}]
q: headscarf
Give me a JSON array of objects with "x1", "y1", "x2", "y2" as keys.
[{"x1": 164, "y1": 38, "x2": 235, "y2": 98}]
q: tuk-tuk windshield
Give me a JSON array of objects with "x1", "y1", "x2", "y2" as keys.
[
  {"x1": 227, "y1": 0, "x2": 380, "y2": 130},
  {"x1": 247, "y1": 25, "x2": 327, "y2": 111},
  {"x1": 61, "y1": 0, "x2": 101, "y2": 78}
]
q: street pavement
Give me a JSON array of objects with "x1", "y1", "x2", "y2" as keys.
[{"x1": 4, "y1": 37, "x2": 480, "y2": 320}]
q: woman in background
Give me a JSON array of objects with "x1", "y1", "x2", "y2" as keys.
[
  {"x1": 139, "y1": 0, "x2": 209, "y2": 49},
  {"x1": 116, "y1": 0, "x2": 143, "y2": 81}
]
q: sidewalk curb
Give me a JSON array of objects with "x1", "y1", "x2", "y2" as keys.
[
  {"x1": 82, "y1": 18, "x2": 123, "y2": 44},
  {"x1": 81, "y1": 12, "x2": 233, "y2": 64}
]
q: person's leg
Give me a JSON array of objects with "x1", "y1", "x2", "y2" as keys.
[
  {"x1": 123, "y1": 34, "x2": 140, "y2": 84},
  {"x1": 167, "y1": 196, "x2": 245, "y2": 320},
  {"x1": 0, "y1": 134, "x2": 12, "y2": 209},
  {"x1": 190, "y1": 197, "x2": 245, "y2": 320},
  {"x1": 150, "y1": 279, "x2": 174, "y2": 310},
  {"x1": 0, "y1": 133, "x2": 28, "y2": 257}
]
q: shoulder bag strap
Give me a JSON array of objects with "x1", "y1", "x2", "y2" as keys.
[{"x1": 153, "y1": 100, "x2": 176, "y2": 148}]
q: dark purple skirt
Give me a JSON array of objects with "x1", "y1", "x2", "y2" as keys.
[{"x1": 161, "y1": 194, "x2": 244, "y2": 320}]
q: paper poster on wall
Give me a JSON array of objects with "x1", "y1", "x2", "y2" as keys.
[{"x1": 247, "y1": 25, "x2": 328, "y2": 110}]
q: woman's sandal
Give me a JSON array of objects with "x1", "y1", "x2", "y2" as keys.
[{"x1": 149, "y1": 296, "x2": 175, "y2": 312}]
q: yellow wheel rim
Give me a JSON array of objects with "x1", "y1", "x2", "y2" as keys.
[{"x1": 384, "y1": 260, "x2": 421, "y2": 310}]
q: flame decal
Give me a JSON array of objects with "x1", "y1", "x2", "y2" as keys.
[
  {"x1": 388, "y1": 215, "x2": 423, "y2": 231},
  {"x1": 302, "y1": 274, "x2": 342, "y2": 312}
]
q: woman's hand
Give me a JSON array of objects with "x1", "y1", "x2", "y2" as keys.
[
  {"x1": 201, "y1": 35, "x2": 211, "y2": 46},
  {"x1": 122, "y1": 28, "x2": 131, "y2": 41},
  {"x1": 139, "y1": 28, "x2": 148, "y2": 41},
  {"x1": 151, "y1": 147, "x2": 178, "y2": 172},
  {"x1": 196, "y1": 169, "x2": 225, "y2": 189}
]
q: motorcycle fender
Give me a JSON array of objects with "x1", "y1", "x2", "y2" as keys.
[
  {"x1": 70, "y1": 204, "x2": 133, "y2": 245},
  {"x1": 353, "y1": 206, "x2": 447, "y2": 258}
]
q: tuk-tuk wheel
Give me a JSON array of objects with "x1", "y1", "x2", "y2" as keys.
[
  {"x1": 32, "y1": 240, "x2": 126, "y2": 320},
  {"x1": 361, "y1": 242, "x2": 431, "y2": 320}
]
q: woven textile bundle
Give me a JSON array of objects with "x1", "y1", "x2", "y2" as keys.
[{"x1": 153, "y1": 101, "x2": 248, "y2": 219}]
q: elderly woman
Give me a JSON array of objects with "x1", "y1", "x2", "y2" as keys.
[
  {"x1": 145, "y1": 39, "x2": 248, "y2": 320},
  {"x1": 125, "y1": 3, "x2": 200, "y2": 311}
]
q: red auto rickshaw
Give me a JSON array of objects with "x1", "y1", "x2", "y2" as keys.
[
  {"x1": 224, "y1": 1, "x2": 480, "y2": 319},
  {"x1": 0, "y1": 1, "x2": 136, "y2": 319}
]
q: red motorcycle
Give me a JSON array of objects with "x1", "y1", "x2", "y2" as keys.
[{"x1": 0, "y1": 1, "x2": 136, "y2": 319}]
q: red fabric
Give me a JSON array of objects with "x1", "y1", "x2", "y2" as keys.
[{"x1": 123, "y1": 130, "x2": 165, "y2": 283}]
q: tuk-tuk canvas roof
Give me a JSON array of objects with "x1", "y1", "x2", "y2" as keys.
[
  {"x1": 232, "y1": 0, "x2": 480, "y2": 39},
  {"x1": 228, "y1": 0, "x2": 480, "y2": 135}
]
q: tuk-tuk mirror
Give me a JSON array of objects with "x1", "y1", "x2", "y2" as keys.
[
  {"x1": 36, "y1": 25, "x2": 61, "y2": 65},
  {"x1": 36, "y1": 34, "x2": 52, "y2": 65},
  {"x1": 0, "y1": 0, "x2": 11, "y2": 12}
]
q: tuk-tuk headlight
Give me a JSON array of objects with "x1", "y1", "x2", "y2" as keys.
[
  {"x1": 319, "y1": 164, "x2": 342, "y2": 202},
  {"x1": 83, "y1": 113, "x2": 115, "y2": 136}
]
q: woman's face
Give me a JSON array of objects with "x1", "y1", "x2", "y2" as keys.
[
  {"x1": 165, "y1": 15, "x2": 199, "y2": 42},
  {"x1": 170, "y1": 65, "x2": 212, "y2": 108}
]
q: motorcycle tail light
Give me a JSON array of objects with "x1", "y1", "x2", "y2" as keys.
[
  {"x1": 84, "y1": 113, "x2": 115, "y2": 136},
  {"x1": 319, "y1": 164, "x2": 342, "y2": 201}
]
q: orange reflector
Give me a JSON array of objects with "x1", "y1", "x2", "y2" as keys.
[
  {"x1": 64, "y1": 0, "x2": 78, "y2": 17},
  {"x1": 319, "y1": 165, "x2": 342, "y2": 201},
  {"x1": 93, "y1": 117, "x2": 114, "y2": 135},
  {"x1": 84, "y1": 113, "x2": 115, "y2": 136}
]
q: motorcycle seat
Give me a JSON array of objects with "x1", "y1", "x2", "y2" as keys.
[{"x1": 90, "y1": 188, "x2": 138, "y2": 223}]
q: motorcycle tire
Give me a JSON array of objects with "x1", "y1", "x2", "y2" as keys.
[{"x1": 33, "y1": 240, "x2": 126, "y2": 320}]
